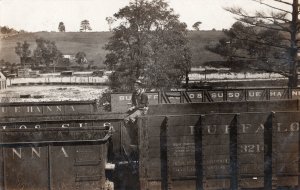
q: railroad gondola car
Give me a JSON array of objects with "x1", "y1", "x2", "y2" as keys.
[{"x1": 1, "y1": 88, "x2": 300, "y2": 189}]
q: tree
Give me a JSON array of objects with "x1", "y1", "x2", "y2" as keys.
[
  {"x1": 33, "y1": 38, "x2": 62, "y2": 67},
  {"x1": 104, "y1": 0, "x2": 191, "y2": 91},
  {"x1": 15, "y1": 41, "x2": 31, "y2": 67},
  {"x1": 80, "y1": 20, "x2": 92, "y2": 32},
  {"x1": 75, "y1": 52, "x2": 88, "y2": 64},
  {"x1": 192, "y1": 21, "x2": 202, "y2": 31},
  {"x1": 58, "y1": 22, "x2": 65, "y2": 32},
  {"x1": 106, "y1": 17, "x2": 116, "y2": 31},
  {"x1": 208, "y1": 0, "x2": 299, "y2": 87},
  {"x1": 0, "y1": 26, "x2": 13, "y2": 34}
]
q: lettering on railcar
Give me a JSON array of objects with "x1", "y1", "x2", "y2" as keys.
[
  {"x1": 0, "y1": 105, "x2": 76, "y2": 114},
  {"x1": 292, "y1": 90, "x2": 300, "y2": 96},
  {"x1": 187, "y1": 93, "x2": 202, "y2": 99},
  {"x1": 1, "y1": 122, "x2": 89, "y2": 129},
  {"x1": 239, "y1": 144, "x2": 264, "y2": 153},
  {"x1": 187, "y1": 122, "x2": 299, "y2": 135},
  {"x1": 210, "y1": 92, "x2": 224, "y2": 98},
  {"x1": 227, "y1": 92, "x2": 241, "y2": 98},
  {"x1": 167, "y1": 121, "x2": 299, "y2": 175},
  {"x1": 270, "y1": 91, "x2": 283, "y2": 97},
  {"x1": 12, "y1": 147, "x2": 69, "y2": 159},
  {"x1": 248, "y1": 90, "x2": 263, "y2": 97},
  {"x1": 170, "y1": 143, "x2": 265, "y2": 155},
  {"x1": 118, "y1": 94, "x2": 158, "y2": 101}
]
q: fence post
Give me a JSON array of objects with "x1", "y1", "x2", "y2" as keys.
[
  {"x1": 229, "y1": 114, "x2": 239, "y2": 190},
  {"x1": 194, "y1": 115, "x2": 204, "y2": 190},
  {"x1": 264, "y1": 112, "x2": 274, "y2": 190},
  {"x1": 160, "y1": 116, "x2": 171, "y2": 190}
]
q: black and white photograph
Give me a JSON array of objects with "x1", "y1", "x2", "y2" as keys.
[{"x1": 0, "y1": 0, "x2": 300, "y2": 189}]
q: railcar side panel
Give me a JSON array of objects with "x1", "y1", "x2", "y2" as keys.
[
  {"x1": 138, "y1": 112, "x2": 300, "y2": 190},
  {"x1": 0, "y1": 127, "x2": 111, "y2": 190}
]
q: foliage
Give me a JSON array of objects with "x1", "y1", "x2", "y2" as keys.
[
  {"x1": 58, "y1": 22, "x2": 65, "y2": 32},
  {"x1": 98, "y1": 89, "x2": 112, "y2": 112},
  {"x1": 0, "y1": 59, "x2": 11, "y2": 68},
  {"x1": 58, "y1": 58, "x2": 71, "y2": 67},
  {"x1": 105, "y1": 17, "x2": 115, "y2": 31},
  {"x1": 75, "y1": 52, "x2": 88, "y2": 64},
  {"x1": 32, "y1": 38, "x2": 62, "y2": 67},
  {"x1": 207, "y1": 0, "x2": 300, "y2": 87},
  {"x1": 0, "y1": 59, "x2": 17, "y2": 74},
  {"x1": 0, "y1": 26, "x2": 15, "y2": 34},
  {"x1": 207, "y1": 22, "x2": 285, "y2": 71},
  {"x1": 80, "y1": 20, "x2": 92, "y2": 32},
  {"x1": 15, "y1": 41, "x2": 31, "y2": 66},
  {"x1": 104, "y1": 0, "x2": 191, "y2": 92},
  {"x1": 192, "y1": 21, "x2": 202, "y2": 31}
]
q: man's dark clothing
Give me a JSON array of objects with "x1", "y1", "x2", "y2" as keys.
[
  {"x1": 131, "y1": 91, "x2": 149, "y2": 110},
  {"x1": 124, "y1": 91, "x2": 149, "y2": 123}
]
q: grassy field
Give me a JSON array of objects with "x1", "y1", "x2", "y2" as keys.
[{"x1": 0, "y1": 30, "x2": 224, "y2": 67}]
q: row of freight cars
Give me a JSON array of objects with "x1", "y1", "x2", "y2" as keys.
[{"x1": 0, "y1": 93, "x2": 300, "y2": 189}]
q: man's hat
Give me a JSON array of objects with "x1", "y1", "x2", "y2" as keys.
[{"x1": 134, "y1": 79, "x2": 143, "y2": 85}]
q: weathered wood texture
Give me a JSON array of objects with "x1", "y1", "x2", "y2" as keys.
[
  {"x1": 138, "y1": 112, "x2": 300, "y2": 190},
  {"x1": 0, "y1": 124, "x2": 112, "y2": 190}
]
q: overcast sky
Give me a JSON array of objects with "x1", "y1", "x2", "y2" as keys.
[{"x1": 0, "y1": 0, "x2": 286, "y2": 32}]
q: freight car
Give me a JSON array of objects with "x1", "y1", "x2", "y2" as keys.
[
  {"x1": 0, "y1": 89, "x2": 300, "y2": 189},
  {"x1": 138, "y1": 111, "x2": 300, "y2": 190},
  {"x1": 110, "y1": 87, "x2": 300, "y2": 112}
]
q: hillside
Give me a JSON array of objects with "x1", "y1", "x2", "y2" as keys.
[
  {"x1": 187, "y1": 31, "x2": 224, "y2": 66},
  {"x1": 0, "y1": 31, "x2": 224, "y2": 67}
]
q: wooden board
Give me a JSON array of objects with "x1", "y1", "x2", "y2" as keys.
[{"x1": 138, "y1": 111, "x2": 300, "y2": 190}]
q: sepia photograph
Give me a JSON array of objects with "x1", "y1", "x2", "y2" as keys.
[{"x1": 0, "y1": 0, "x2": 300, "y2": 189}]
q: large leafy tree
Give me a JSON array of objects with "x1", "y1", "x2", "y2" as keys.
[
  {"x1": 208, "y1": 0, "x2": 300, "y2": 87},
  {"x1": 58, "y1": 22, "x2": 65, "y2": 32},
  {"x1": 33, "y1": 38, "x2": 62, "y2": 67},
  {"x1": 75, "y1": 51, "x2": 88, "y2": 64},
  {"x1": 207, "y1": 22, "x2": 285, "y2": 72},
  {"x1": 0, "y1": 26, "x2": 14, "y2": 34},
  {"x1": 80, "y1": 20, "x2": 92, "y2": 32},
  {"x1": 15, "y1": 41, "x2": 31, "y2": 67},
  {"x1": 104, "y1": 0, "x2": 191, "y2": 91},
  {"x1": 192, "y1": 21, "x2": 202, "y2": 31}
]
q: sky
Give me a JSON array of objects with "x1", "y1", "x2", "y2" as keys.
[{"x1": 0, "y1": 0, "x2": 287, "y2": 32}]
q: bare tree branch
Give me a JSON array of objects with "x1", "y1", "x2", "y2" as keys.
[
  {"x1": 270, "y1": 0, "x2": 292, "y2": 6},
  {"x1": 255, "y1": 11, "x2": 290, "y2": 25},
  {"x1": 251, "y1": 0, "x2": 291, "y2": 14},
  {"x1": 235, "y1": 17, "x2": 289, "y2": 33},
  {"x1": 225, "y1": 7, "x2": 291, "y2": 32}
]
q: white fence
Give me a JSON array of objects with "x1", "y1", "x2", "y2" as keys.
[
  {"x1": 7, "y1": 76, "x2": 109, "y2": 86},
  {"x1": 7, "y1": 72, "x2": 287, "y2": 86},
  {"x1": 188, "y1": 72, "x2": 285, "y2": 81}
]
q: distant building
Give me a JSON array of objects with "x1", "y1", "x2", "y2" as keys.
[
  {"x1": 63, "y1": 54, "x2": 76, "y2": 62},
  {"x1": 17, "y1": 68, "x2": 40, "y2": 77},
  {"x1": 0, "y1": 72, "x2": 7, "y2": 90}
]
